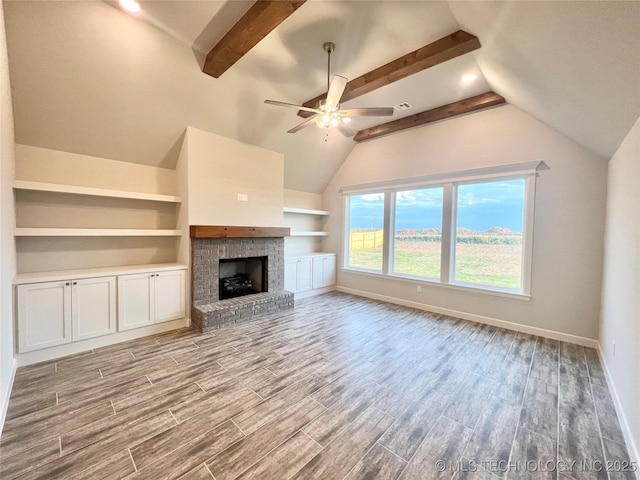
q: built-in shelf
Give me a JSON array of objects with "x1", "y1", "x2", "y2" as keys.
[
  {"x1": 289, "y1": 231, "x2": 329, "y2": 237},
  {"x1": 283, "y1": 207, "x2": 330, "y2": 216},
  {"x1": 14, "y1": 228, "x2": 182, "y2": 237},
  {"x1": 13, "y1": 180, "x2": 182, "y2": 203}
]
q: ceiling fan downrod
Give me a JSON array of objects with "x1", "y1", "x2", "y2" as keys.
[{"x1": 323, "y1": 42, "x2": 335, "y2": 93}]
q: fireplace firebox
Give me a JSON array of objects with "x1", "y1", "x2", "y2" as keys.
[{"x1": 218, "y1": 256, "x2": 267, "y2": 300}]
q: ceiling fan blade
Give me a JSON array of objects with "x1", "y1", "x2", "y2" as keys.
[
  {"x1": 326, "y1": 74, "x2": 348, "y2": 109},
  {"x1": 287, "y1": 115, "x2": 318, "y2": 134},
  {"x1": 338, "y1": 107, "x2": 394, "y2": 117},
  {"x1": 264, "y1": 100, "x2": 320, "y2": 114}
]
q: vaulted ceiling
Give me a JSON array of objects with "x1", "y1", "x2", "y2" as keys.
[{"x1": 4, "y1": 1, "x2": 639, "y2": 193}]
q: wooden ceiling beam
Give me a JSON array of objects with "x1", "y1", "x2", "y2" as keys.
[
  {"x1": 353, "y1": 92, "x2": 506, "y2": 143},
  {"x1": 298, "y1": 30, "x2": 481, "y2": 118},
  {"x1": 203, "y1": 0, "x2": 306, "y2": 79}
]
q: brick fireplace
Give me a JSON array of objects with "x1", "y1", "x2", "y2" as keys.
[{"x1": 190, "y1": 226, "x2": 294, "y2": 332}]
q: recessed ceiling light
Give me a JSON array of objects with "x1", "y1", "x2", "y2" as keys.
[
  {"x1": 461, "y1": 73, "x2": 477, "y2": 84},
  {"x1": 119, "y1": 0, "x2": 141, "y2": 14}
]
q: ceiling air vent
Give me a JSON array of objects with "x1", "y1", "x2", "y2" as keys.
[{"x1": 394, "y1": 102, "x2": 412, "y2": 111}]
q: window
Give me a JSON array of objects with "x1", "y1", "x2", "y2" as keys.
[
  {"x1": 346, "y1": 193, "x2": 385, "y2": 272},
  {"x1": 393, "y1": 187, "x2": 443, "y2": 279},
  {"x1": 453, "y1": 179, "x2": 525, "y2": 290},
  {"x1": 341, "y1": 162, "x2": 545, "y2": 297}
]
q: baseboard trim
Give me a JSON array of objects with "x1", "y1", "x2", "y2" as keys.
[
  {"x1": 336, "y1": 286, "x2": 599, "y2": 348},
  {"x1": 596, "y1": 342, "x2": 640, "y2": 477},
  {"x1": 0, "y1": 357, "x2": 17, "y2": 436},
  {"x1": 16, "y1": 318, "x2": 191, "y2": 367},
  {"x1": 294, "y1": 286, "x2": 336, "y2": 300}
]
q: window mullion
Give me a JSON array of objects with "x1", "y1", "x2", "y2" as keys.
[
  {"x1": 382, "y1": 190, "x2": 394, "y2": 275},
  {"x1": 440, "y1": 183, "x2": 454, "y2": 284},
  {"x1": 521, "y1": 175, "x2": 536, "y2": 294},
  {"x1": 342, "y1": 194, "x2": 350, "y2": 269}
]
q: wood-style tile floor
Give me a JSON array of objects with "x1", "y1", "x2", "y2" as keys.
[{"x1": 1, "y1": 292, "x2": 635, "y2": 480}]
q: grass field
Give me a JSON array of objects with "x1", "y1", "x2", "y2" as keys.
[{"x1": 349, "y1": 237, "x2": 523, "y2": 289}]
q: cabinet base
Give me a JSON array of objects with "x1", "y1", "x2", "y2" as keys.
[{"x1": 16, "y1": 318, "x2": 190, "y2": 367}]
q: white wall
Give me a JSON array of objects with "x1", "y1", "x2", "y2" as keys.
[
  {"x1": 15, "y1": 144, "x2": 178, "y2": 194},
  {"x1": 284, "y1": 189, "x2": 323, "y2": 211},
  {"x1": 323, "y1": 105, "x2": 607, "y2": 341},
  {"x1": 0, "y1": 0, "x2": 17, "y2": 431},
  {"x1": 599, "y1": 117, "x2": 640, "y2": 463},
  {"x1": 185, "y1": 127, "x2": 284, "y2": 228}
]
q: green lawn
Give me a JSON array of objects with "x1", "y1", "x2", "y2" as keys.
[
  {"x1": 349, "y1": 239, "x2": 522, "y2": 290},
  {"x1": 393, "y1": 250, "x2": 440, "y2": 279}
]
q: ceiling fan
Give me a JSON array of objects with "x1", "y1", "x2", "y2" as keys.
[{"x1": 264, "y1": 42, "x2": 394, "y2": 137}]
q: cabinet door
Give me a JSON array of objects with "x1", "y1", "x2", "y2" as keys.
[
  {"x1": 72, "y1": 276, "x2": 116, "y2": 341},
  {"x1": 284, "y1": 259, "x2": 298, "y2": 292},
  {"x1": 322, "y1": 256, "x2": 337, "y2": 286},
  {"x1": 312, "y1": 257, "x2": 324, "y2": 289},
  {"x1": 118, "y1": 273, "x2": 154, "y2": 331},
  {"x1": 154, "y1": 270, "x2": 186, "y2": 323},
  {"x1": 17, "y1": 281, "x2": 72, "y2": 352},
  {"x1": 312, "y1": 255, "x2": 337, "y2": 289},
  {"x1": 296, "y1": 258, "x2": 313, "y2": 292}
]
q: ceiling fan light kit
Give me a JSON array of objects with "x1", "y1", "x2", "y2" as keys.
[{"x1": 264, "y1": 42, "x2": 394, "y2": 137}]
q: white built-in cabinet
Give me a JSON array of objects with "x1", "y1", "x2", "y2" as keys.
[
  {"x1": 72, "y1": 277, "x2": 117, "y2": 341},
  {"x1": 17, "y1": 276, "x2": 116, "y2": 352},
  {"x1": 285, "y1": 253, "x2": 336, "y2": 297},
  {"x1": 312, "y1": 255, "x2": 337, "y2": 289},
  {"x1": 285, "y1": 257, "x2": 313, "y2": 293},
  {"x1": 17, "y1": 281, "x2": 71, "y2": 352},
  {"x1": 282, "y1": 203, "x2": 336, "y2": 297},
  {"x1": 15, "y1": 264, "x2": 186, "y2": 353},
  {"x1": 118, "y1": 269, "x2": 186, "y2": 331}
]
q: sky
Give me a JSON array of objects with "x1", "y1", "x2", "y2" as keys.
[{"x1": 350, "y1": 179, "x2": 525, "y2": 233}]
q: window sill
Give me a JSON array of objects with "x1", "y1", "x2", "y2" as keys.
[{"x1": 341, "y1": 268, "x2": 532, "y2": 301}]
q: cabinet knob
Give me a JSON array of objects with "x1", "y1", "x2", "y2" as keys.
[
  {"x1": 65, "y1": 282, "x2": 70, "y2": 286},
  {"x1": 73, "y1": 282, "x2": 77, "y2": 285}
]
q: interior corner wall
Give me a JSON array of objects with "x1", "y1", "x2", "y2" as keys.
[
  {"x1": 185, "y1": 127, "x2": 284, "y2": 228},
  {"x1": 175, "y1": 130, "x2": 191, "y2": 314},
  {"x1": 322, "y1": 104, "x2": 607, "y2": 341},
  {"x1": 0, "y1": 0, "x2": 17, "y2": 431},
  {"x1": 284, "y1": 189, "x2": 323, "y2": 210},
  {"x1": 599, "y1": 117, "x2": 640, "y2": 463}
]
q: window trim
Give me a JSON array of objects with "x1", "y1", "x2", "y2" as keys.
[{"x1": 341, "y1": 161, "x2": 548, "y2": 298}]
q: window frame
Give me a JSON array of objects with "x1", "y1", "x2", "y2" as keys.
[
  {"x1": 343, "y1": 192, "x2": 386, "y2": 274},
  {"x1": 341, "y1": 161, "x2": 546, "y2": 299}
]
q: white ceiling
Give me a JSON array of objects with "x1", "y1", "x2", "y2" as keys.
[{"x1": 4, "y1": 1, "x2": 639, "y2": 193}]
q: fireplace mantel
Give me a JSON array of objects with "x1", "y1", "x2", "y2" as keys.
[{"x1": 190, "y1": 225, "x2": 290, "y2": 239}]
